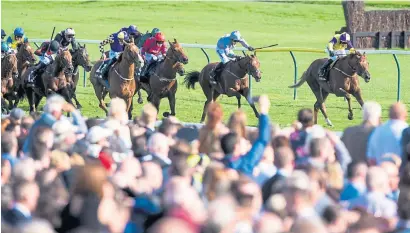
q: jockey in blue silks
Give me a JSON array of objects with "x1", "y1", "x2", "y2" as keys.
[{"x1": 210, "y1": 30, "x2": 254, "y2": 84}]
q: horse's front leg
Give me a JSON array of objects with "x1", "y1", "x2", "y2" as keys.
[
  {"x1": 73, "y1": 92, "x2": 82, "y2": 109},
  {"x1": 352, "y1": 88, "x2": 364, "y2": 107},
  {"x1": 242, "y1": 88, "x2": 259, "y2": 118},
  {"x1": 137, "y1": 88, "x2": 143, "y2": 104},
  {"x1": 165, "y1": 92, "x2": 176, "y2": 117}
]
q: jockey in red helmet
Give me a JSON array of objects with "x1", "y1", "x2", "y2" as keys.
[{"x1": 140, "y1": 32, "x2": 167, "y2": 77}]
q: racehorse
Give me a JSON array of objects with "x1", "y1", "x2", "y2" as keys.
[
  {"x1": 11, "y1": 42, "x2": 37, "y2": 108},
  {"x1": 1, "y1": 53, "x2": 18, "y2": 113},
  {"x1": 183, "y1": 54, "x2": 261, "y2": 123},
  {"x1": 19, "y1": 50, "x2": 74, "y2": 113},
  {"x1": 138, "y1": 39, "x2": 188, "y2": 117},
  {"x1": 90, "y1": 41, "x2": 144, "y2": 119},
  {"x1": 69, "y1": 44, "x2": 92, "y2": 109},
  {"x1": 289, "y1": 51, "x2": 370, "y2": 126}
]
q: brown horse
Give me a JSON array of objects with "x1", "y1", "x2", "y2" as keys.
[
  {"x1": 1, "y1": 53, "x2": 18, "y2": 112},
  {"x1": 69, "y1": 44, "x2": 92, "y2": 109},
  {"x1": 289, "y1": 51, "x2": 370, "y2": 126},
  {"x1": 11, "y1": 42, "x2": 37, "y2": 108},
  {"x1": 184, "y1": 54, "x2": 262, "y2": 123},
  {"x1": 139, "y1": 39, "x2": 189, "y2": 117},
  {"x1": 19, "y1": 50, "x2": 74, "y2": 113},
  {"x1": 90, "y1": 42, "x2": 144, "y2": 119}
]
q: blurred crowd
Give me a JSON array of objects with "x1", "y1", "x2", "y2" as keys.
[{"x1": 1, "y1": 94, "x2": 410, "y2": 233}]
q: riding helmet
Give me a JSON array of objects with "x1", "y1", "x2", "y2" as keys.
[
  {"x1": 14, "y1": 27, "x2": 24, "y2": 37},
  {"x1": 49, "y1": 40, "x2": 60, "y2": 53}
]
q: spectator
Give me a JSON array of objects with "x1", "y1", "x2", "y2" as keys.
[
  {"x1": 254, "y1": 212, "x2": 283, "y2": 233},
  {"x1": 367, "y1": 102, "x2": 408, "y2": 165},
  {"x1": 1, "y1": 158, "x2": 13, "y2": 212},
  {"x1": 396, "y1": 173, "x2": 410, "y2": 232},
  {"x1": 106, "y1": 98, "x2": 132, "y2": 149},
  {"x1": 342, "y1": 101, "x2": 381, "y2": 163},
  {"x1": 3, "y1": 181, "x2": 40, "y2": 226},
  {"x1": 220, "y1": 95, "x2": 271, "y2": 177},
  {"x1": 401, "y1": 126, "x2": 410, "y2": 170},
  {"x1": 322, "y1": 205, "x2": 348, "y2": 233},
  {"x1": 380, "y1": 159, "x2": 400, "y2": 201},
  {"x1": 139, "y1": 103, "x2": 157, "y2": 139},
  {"x1": 23, "y1": 94, "x2": 87, "y2": 154},
  {"x1": 227, "y1": 109, "x2": 251, "y2": 154},
  {"x1": 52, "y1": 119, "x2": 78, "y2": 153},
  {"x1": 262, "y1": 146, "x2": 294, "y2": 203},
  {"x1": 18, "y1": 219, "x2": 55, "y2": 233},
  {"x1": 86, "y1": 125, "x2": 112, "y2": 159},
  {"x1": 290, "y1": 108, "x2": 314, "y2": 160},
  {"x1": 340, "y1": 162, "x2": 368, "y2": 201},
  {"x1": 9, "y1": 108, "x2": 25, "y2": 125},
  {"x1": 198, "y1": 102, "x2": 229, "y2": 157},
  {"x1": 347, "y1": 166, "x2": 397, "y2": 218},
  {"x1": 12, "y1": 158, "x2": 36, "y2": 183},
  {"x1": 1, "y1": 131, "x2": 19, "y2": 167},
  {"x1": 254, "y1": 145, "x2": 276, "y2": 186},
  {"x1": 283, "y1": 170, "x2": 320, "y2": 221}
]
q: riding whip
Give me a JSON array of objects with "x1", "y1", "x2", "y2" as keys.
[
  {"x1": 254, "y1": 44, "x2": 279, "y2": 50},
  {"x1": 46, "y1": 27, "x2": 56, "y2": 53}
]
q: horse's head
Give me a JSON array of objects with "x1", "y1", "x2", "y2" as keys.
[
  {"x1": 123, "y1": 42, "x2": 144, "y2": 69},
  {"x1": 70, "y1": 44, "x2": 92, "y2": 72},
  {"x1": 56, "y1": 50, "x2": 74, "y2": 75},
  {"x1": 167, "y1": 39, "x2": 189, "y2": 64},
  {"x1": 244, "y1": 54, "x2": 261, "y2": 82},
  {"x1": 173, "y1": 62, "x2": 185, "y2": 76},
  {"x1": 17, "y1": 42, "x2": 36, "y2": 65},
  {"x1": 348, "y1": 51, "x2": 370, "y2": 83}
]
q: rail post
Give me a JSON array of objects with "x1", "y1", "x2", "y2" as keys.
[
  {"x1": 392, "y1": 54, "x2": 401, "y2": 102},
  {"x1": 289, "y1": 51, "x2": 298, "y2": 100},
  {"x1": 201, "y1": 48, "x2": 210, "y2": 64},
  {"x1": 83, "y1": 67, "x2": 86, "y2": 87}
]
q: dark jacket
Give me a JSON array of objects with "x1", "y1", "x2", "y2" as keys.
[{"x1": 3, "y1": 207, "x2": 31, "y2": 226}]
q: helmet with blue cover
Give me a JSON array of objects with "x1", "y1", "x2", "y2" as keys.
[
  {"x1": 230, "y1": 30, "x2": 242, "y2": 42},
  {"x1": 14, "y1": 27, "x2": 24, "y2": 37}
]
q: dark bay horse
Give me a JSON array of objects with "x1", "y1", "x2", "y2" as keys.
[
  {"x1": 184, "y1": 54, "x2": 261, "y2": 123},
  {"x1": 19, "y1": 50, "x2": 74, "y2": 113},
  {"x1": 289, "y1": 51, "x2": 370, "y2": 126},
  {"x1": 1, "y1": 53, "x2": 18, "y2": 112},
  {"x1": 69, "y1": 44, "x2": 92, "y2": 109},
  {"x1": 139, "y1": 39, "x2": 188, "y2": 117},
  {"x1": 90, "y1": 42, "x2": 144, "y2": 119}
]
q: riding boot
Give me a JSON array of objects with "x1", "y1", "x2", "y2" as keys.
[
  {"x1": 141, "y1": 61, "x2": 152, "y2": 77},
  {"x1": 28, "y1": 62, "x2": 46, "y2": 87},
  {"x1": 210, "y1": 62, "x2": 223, "y2": 84},
  {"x1": 318, "y1": 59, "x2": 333, "y2": 80},
  {"x1": 102, "y1": 57, "x2": 117, "y2": 80}
]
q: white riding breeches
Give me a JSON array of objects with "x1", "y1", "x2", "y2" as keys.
[{"x1": 327, "y1": 48, "x2": 347, "y2": 61}]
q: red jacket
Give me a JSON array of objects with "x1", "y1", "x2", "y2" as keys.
[{"x1": 141, "y1": 37, "x2": 167, "y2": 57}]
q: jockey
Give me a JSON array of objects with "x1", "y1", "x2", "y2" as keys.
[
  {"x1": 318, "y1": 32, "x2": 356, "y2": 80},
  {"x1": 210, "y1": 30, "x2": 254, "y2": 84},
  {"x1": 1, "y1": 29, "x2": 6, "y2": 41},
  {"x1": 54, "y1": 28, "x2": 79, "y2": 51},
  {"x1": 28, "y1": 40, "x2": 60, "y2": 86},
  {"x1": 1, "y1": 42, "x2": 10, "y2": 59},
  {"x1": 118, "y1": 25, "x2": 141, "y2": 43},
  {"x1": 140, "y1": 32, "x2": 167, "y2": 77},
  {"x1": 97, "y1": 31, "x2": 129, "y2": 85},
  {"x1": 6, "y1": 27, "x2": 28, "y2": 51},
  {"x1": 137, "y1": 28, "x2": 160, "y2": 49}
]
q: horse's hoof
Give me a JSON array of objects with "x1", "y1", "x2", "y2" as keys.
[
  {"x1": 138, "y1": 98, "x2": 143, "y2": 104},
  {"x1": 76, "y1": 104, "x2": 82, "y2": 110},
  {"x1": 348, "y1": 113, "x2": 354, "y2": 120},
  {"x1": 163, "y1": 112, "x2": 170, "y2": 117},
  {"x1": 325, "y1": 118, "x2": 334, "y2": 127}
]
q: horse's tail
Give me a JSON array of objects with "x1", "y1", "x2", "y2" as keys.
[
  {"x1": 288, "y1": 71, "x2": 308, "y2": 88},
  {"x1": 17, "y1": 85, "x2": 25, "y2": 101},
  {"x1": 183, "y1": 71, "x2": 200, "y2": 89}
]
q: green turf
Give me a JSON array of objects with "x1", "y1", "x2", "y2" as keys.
[{"x1": 2, "y1": 1, "x2": 409, "y2": 130}]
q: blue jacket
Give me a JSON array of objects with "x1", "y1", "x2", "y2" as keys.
[
  {"x1": 222, "y1": 114, "x2": 270, "y2": 177},
  {"x1": 22, "y1": 110, "x2": 87, "y2": 154}
]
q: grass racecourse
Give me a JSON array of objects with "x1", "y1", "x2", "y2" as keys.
[{"x1": 2, "y1": 1, "x2": 410, "y2": 130}]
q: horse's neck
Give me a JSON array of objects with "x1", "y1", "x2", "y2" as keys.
[
  {"x1": 228, "y1": 60, "x2": 248, "y2": 78},
  {"x1": 157, "y1": 58, "x2": 176, "y2": 78},
  {"x1": 118, "y1": 57, "x2": 134, "y2": 80}
]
